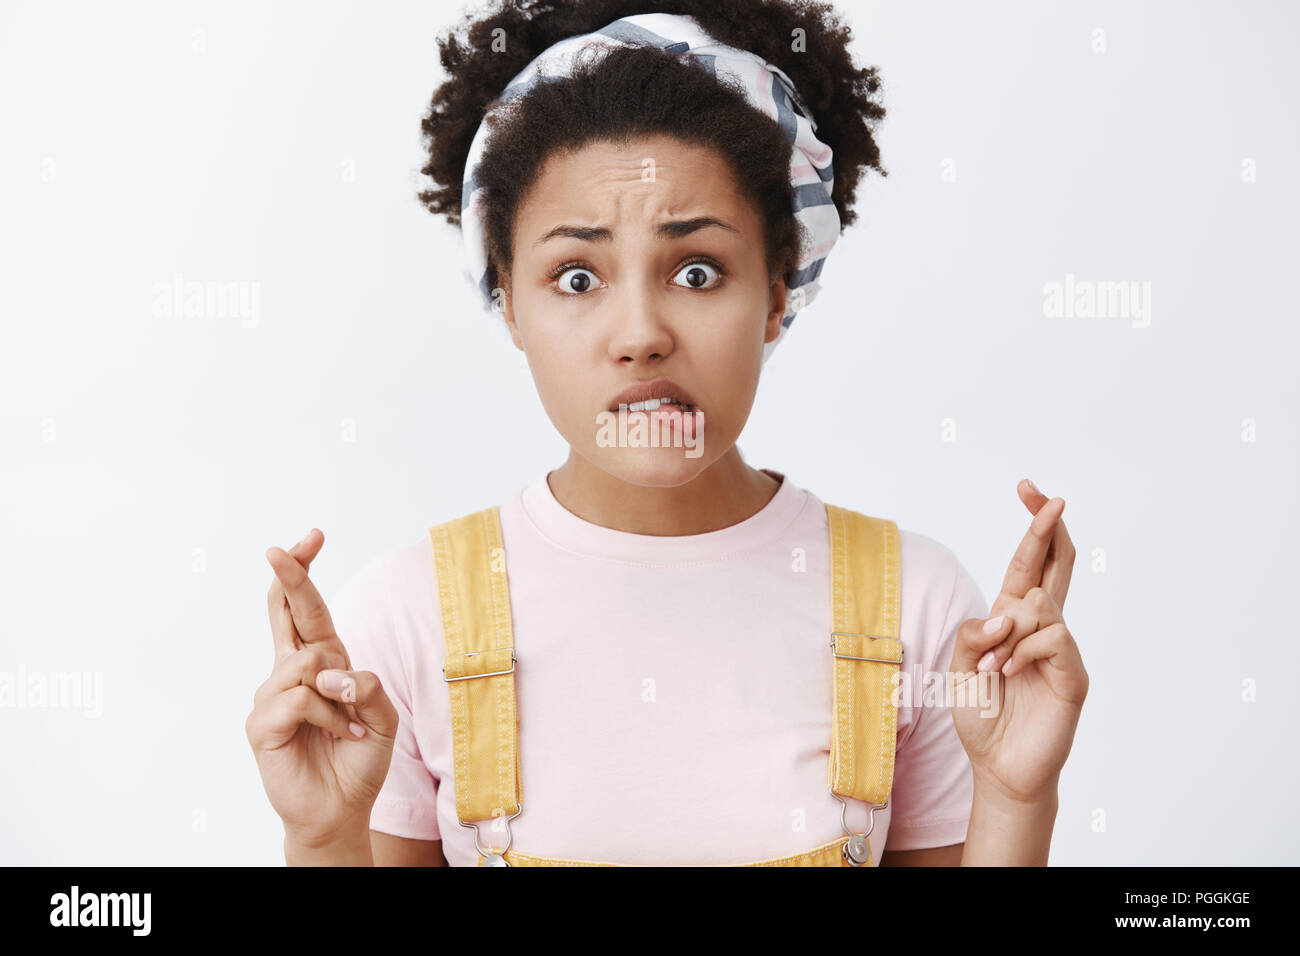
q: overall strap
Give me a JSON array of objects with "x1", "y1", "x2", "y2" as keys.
[
  {"x1": 431, "y1": 500, "x2": 903, "y2": 860},
  {"x1": 430, "y1": 506, "x2": 520, "y2": 825},
  {"x1": 824, "y1": 504, "x2": 902, "y2": 808}
]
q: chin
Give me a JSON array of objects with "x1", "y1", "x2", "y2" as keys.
[
  {"x1": 572, "y1": 407, "x2": 717, "y2": 485},
  {"x1": 586, "y1": 445, "x2": 713, "y2": 488}
]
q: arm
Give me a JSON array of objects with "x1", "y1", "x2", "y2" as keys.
[
  {"x1": 879, "y1": 843, "x2": 963, "y2": 866},
  {"x1": 949, "y1": 482, "x2": 1086, "y2": 868},
  {"x1": 284, "y1": 819, "x2": 375, "y2": 866},
  {"x1": 960, "y1": 781, "x2": 1057, "y2": 866},
  {"x1": 879, "y1": 784, "x2": 1057, "y2": 866},
  {"x1": 283, "y1": 829, "x2": 447, "y2": 866},
  {"x1": 371, "y1": 831, "x2": 447, "y2": 866}
]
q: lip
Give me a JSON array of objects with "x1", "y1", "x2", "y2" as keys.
[{"x1": 606, "y1": 377, "x2": 699, "y2": 413}]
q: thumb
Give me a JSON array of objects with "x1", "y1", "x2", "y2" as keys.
[
  {"x1": 314, "y1": 668, "x2": 399, "y2": 740},
  {"x1": 284, "y1": 527, "x2": 324, "y2": 570},
  {"x1": 950, "y1": 614, "x2": 1013, "y2": 674}
]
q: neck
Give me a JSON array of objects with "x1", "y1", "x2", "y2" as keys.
[{"x1": 546, "y1": 447, "x2": 781, "y2": 536}]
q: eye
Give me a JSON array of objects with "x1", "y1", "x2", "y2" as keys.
[
  {"x1": 551, "y1": 264, "x2": 601, "y2": 295},
  {"x1": 671, "y1": 258, "x2": 724, "y2": 290}
]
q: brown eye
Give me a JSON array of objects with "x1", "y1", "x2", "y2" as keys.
[
  {"x1": 671, "y1": 261, "x2": 722, "y2": 290},
  {"x1": 554, "y1": 266, "x2": 598, "y2": 295}
]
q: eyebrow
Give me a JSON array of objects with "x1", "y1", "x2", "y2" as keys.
[{"x1": 532, "y1": 216, "x2": 739, "y2": 246}]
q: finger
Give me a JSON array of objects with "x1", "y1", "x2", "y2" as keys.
[
  {"x1": 950, "y1": 614, "x2": 1015, "y2": 674},
  {"x1": 254, "y1": 644, "x2": 349, "y2": 708},
  {"x1": 267, "y1": 529, "x2": 326, "y2": 660},
  {"x1": 1001, "y1": 624, "x2": 1089, "y2": 703},
  {"x1": 1041, "y1": 512, "x2": 1076, "y2": 612},
  {"x1": 266, "y1": 529, "x2": 363, "y2": 732},
  {"x1": 1015, "y1": 481, "x2": 1077, "y2": 610},
  {"x1": 1016, "y1": 478, "x2": 1050, "y2": 514},
  {"x1": 265, "y1": 534, "x2": 351, "y2": 667},
  {"x1": 315, "y1": 669, "x2": 399, "y2": 739},
  {"x1": 246, "y1": 684, "x2": 365, "y2": 752},
  {"x1": 978, "y1": 587, "x2": 1063, "y2": 675},
  {"x1": 289, "y1": 527, "x2": 325, "y2": 565},
  {"x1": 999, "y1": 495, "x2": 1065, "y2": 600}
]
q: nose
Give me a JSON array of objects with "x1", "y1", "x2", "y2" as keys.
[{"x1": 607, "y1": 277, "x2": 674, "y2": 365}]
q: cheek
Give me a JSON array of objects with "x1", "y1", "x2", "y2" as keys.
[
  {"x1": 525, "y1": 349, "x2": 591, "y2": 430},
  {"x1": 691, "y1": 302, "x2": 771, "y2": 368}
]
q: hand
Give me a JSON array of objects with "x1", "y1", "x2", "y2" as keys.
[
  {"x1": 245, "y1": 529, "x2": 399, "y2": 848},
  {"x1": 950, "y1": 480, "x2": 1089, "y2": 804}
]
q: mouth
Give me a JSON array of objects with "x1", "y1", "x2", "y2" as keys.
[
  {"x1": 610, "y1": 395, "x2": 696, "y2": 414},
  {"x1": 606, "y1": 378, "x2": 700, "y2": 415}
]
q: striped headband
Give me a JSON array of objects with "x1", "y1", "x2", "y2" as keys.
[{"x1": 459, "y1": 11, "x2": 840, "y2": 365}]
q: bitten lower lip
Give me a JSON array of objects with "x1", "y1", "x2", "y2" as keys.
[
  {"x1": 612, "y1": 397, "x2": 695, "y2": 412},
  {"x1": 606, "y1": 378, "x2": 699, "y2": 413},
  {"x1": 610, "y1": 403, "x2": 706, "y2": 436}
]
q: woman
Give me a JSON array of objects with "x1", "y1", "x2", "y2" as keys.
[{"x1": 247, "y1": 0, "x2": 1087, "y2": 866}]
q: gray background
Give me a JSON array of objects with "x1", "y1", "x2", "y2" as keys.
[{"x1": 1, "y1": 0, "x2": 1295, "y2": 865}]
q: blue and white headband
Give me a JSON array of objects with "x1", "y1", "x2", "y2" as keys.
[{"x1": 459, "y1": 11, "x2": 840, "y2": 365}]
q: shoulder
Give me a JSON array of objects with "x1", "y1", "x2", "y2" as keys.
[
  {"x1": 329, "y1": 535, "x2": 434, "y2": 614},
  {"x1": 327, "y1": 535, "x2": 442, "y2": 664},
  {"x1": 896, "y1": 527, "x2": 988, "y2": 668},
  {"x1": 810, "y1": 495, "x2": 985, "y2": 624},
  {"x1": 898, "y1": 528, "x2": 975, "y2": 608},
  {"x1": 898, "y1": 528, "x2": 986, "y2": 614}
]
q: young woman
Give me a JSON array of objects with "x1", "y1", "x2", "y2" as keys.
[{"x1": 247, "y1": 0, "x2": 1087, "y2": 867}]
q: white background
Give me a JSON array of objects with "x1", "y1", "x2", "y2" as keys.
[{"x1": 1, "y1": 0, "x2": 1296, "y2": 865}]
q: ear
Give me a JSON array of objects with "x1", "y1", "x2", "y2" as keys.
[
  {"x1": 764, "y1": 274, "x2": 789, "y2": 345},
  {"x1": 498, "y1": 271, "x2": 524, "y2": 352}
]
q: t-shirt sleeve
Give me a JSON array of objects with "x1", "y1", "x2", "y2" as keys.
[
  {"x1": 328, "y1": 549, "x2": 441, "y2": 841},
  {"x1": 885, "y1": 533, "x2": 989, "y2": 851}
]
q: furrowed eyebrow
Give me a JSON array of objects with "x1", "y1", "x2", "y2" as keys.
[{"x1": 532, "y1": 217, "x2": 738, "y2": 246}]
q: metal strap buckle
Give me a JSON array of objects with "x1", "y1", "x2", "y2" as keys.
[
  {"x1": 831, "y1": 789, "x2": 888, "y2": 867},
  {"x1": 442, "y1": 650, "x2": 517, "y2": 683},
  {"x1": 459, "y1": 800, "x2": 523, "y2": 866},
  {"x1": 829, "y1": 632, "x2": 903, "y2": 665}
]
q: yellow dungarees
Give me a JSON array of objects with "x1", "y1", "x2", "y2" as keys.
[{"x1": 430, "y1": 502, "x2": 902, "y2": 867}]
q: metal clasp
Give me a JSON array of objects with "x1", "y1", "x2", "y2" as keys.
[
  {"x1": 831, "y1": 789, "x2": 887, "y2": 867},
  {"x1": 459, "y1": 799, "x2": 523, "y2": 866},
  {"x1": 442, "y1": 650, "x2": 517, "y2": 682},
  {"x1": 829, "y1": 632, "x2": 903, "y2": 665}
]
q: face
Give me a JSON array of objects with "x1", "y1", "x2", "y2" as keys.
[{"x1": 501, "y1": 135, "x2": 787, "y2": 487}]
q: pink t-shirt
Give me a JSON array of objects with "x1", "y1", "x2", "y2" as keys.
[{"x1": 328, "y1": 468, "x2": 988, "y2": 866}]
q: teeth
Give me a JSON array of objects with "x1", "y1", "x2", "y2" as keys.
[{"x1": 622, "y1": 396, "x2": 690, "y2": 412}]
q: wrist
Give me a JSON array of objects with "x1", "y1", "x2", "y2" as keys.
[
  {"x1": 962, "y1": 778, "x2": 1058, "y2": 866},
  {"x1": 284, "y1": 818, "x2": 373, "y2": 866},
  {"x1": 973, "y1": 780, "x2": 1059, "y2": 822},
  {"x1": 971, "y1": 768, "x2": 1060, "y2": 811}
]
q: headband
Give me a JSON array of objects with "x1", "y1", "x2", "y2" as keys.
[{"x1": 458, "y1": 12, "x2": 840, "y2": 365}]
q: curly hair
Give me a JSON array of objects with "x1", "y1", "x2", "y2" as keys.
[{"x1": 416, "y1": 0, "x2": 887, "y2": 299}]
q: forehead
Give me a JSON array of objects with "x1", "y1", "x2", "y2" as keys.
[{"x1": 515, "y1": 135, "x2": 755, "y2": 238}]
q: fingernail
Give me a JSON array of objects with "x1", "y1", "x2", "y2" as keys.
[
  {"x1": 349, "y1": 722, "x2": 366, "y2": 739},
  {"x1": 982, "y1": 615, "x2": 1005, "y2": 634},
  {"x1": 319, "y1": 669, "x2": 347, "y2": 692},
  {"x1": 1001, "y1": 659, "x2": 1014, "y2": 676},
  {"x1": 1026, "y1": 479, "x2": 1040, "y2": 495},
  {"x1": 977, "y1": 651, "x2": 997, "y2": 672},
  {"x1": 296, "y1": 530, "x2": 312, "y2": 548}
]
